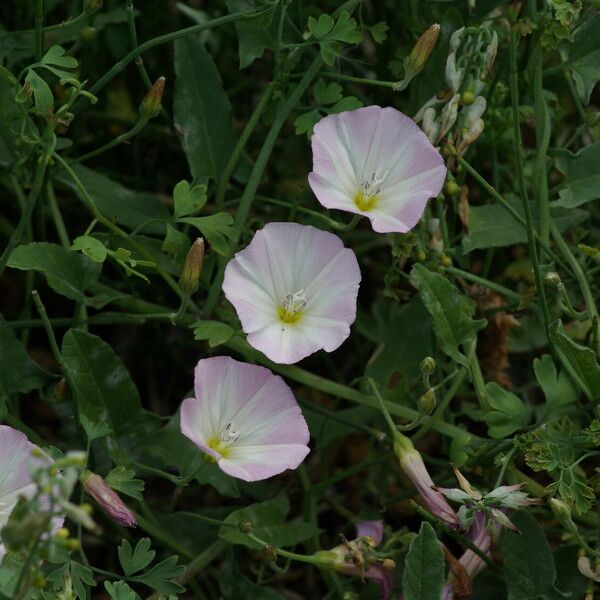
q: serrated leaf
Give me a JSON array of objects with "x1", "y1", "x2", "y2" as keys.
[
  {"x1": 41, "y1": 45, "x2": 78, "y2": 69},
  {"x1": 191, "y1": 320, "x2": 234, "y2": 347},
  {"x1": 0, "y1": 314, "x2": 52, "y2": 413},
  {"x1": 129, "y1": 556, "x2": 185, "y2": 594},
  {"x1": 219, "y1": 494, "x2": 320, "y2": 549},
  {"x1": 484, "y1": 382, "x2": 529, "y2": 438},
  {"x1": 61, "y1": 329, "x2": 160, "y2": 441},
  {"x1": 533, "y1": 354, "x2": 578, "y2": 414},
  {"x1": 326, "y1": 95, "x2": 363, "y2": 114},
  {"x1": 294, "y1": 110, "x2": 321, "y2": 136},
  {"x1": 24, "y1": 69, "x2": 52, "y2": 114},
  {"x1": 71, "y1": 235, "x2": 108, "y2": 263},
  {"x1": 105, "y1": 467, "x2": 145, "y2": 501},
  {"x1": 329, "y1": 12, "x2": 361, "y2": 44},
  {"x1": 179, "y1": 214, "x2": 235, "y2": 256},
  {"x1": 313, "y1": 79, "x2": 342, "y2": 105},
  {"x1": 173, "y1": 180, "x2": 207, "y2": 218},
  {"x1": 173, "y1": 36, "x2": 238, "y2": 180},
  {"x1": 368, "y1": 22, "x2": 389, "y2": 44},
  {"x1": 118, "y1": 538, "x2": 155, "y2": 576},
  {"x1": 308, "y1": 14, "x2": 334, "y2": 39},
  {"x1": 501, "y1": 511, "x2": 568, "y2": 599},
  {"x1": 553, "y1": 143, "x2": 600, "y2": 208},
  {"x1": 550, "y1": 321, "x2": 600, "y2": 401},
  {"x1": 402, "y1": 522, "x2": 444, "y2": 600},
  {"x1": 409, "y1": 264, "x2": 486, "y2": 366},
  {"x1": 48, "y1": 561, "x2": 96, "y2": 600},
  {"x1": 104, "y1": 580, "x2": 139, "y2": 600}
]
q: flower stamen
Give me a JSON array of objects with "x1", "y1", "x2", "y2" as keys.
[
  {"x1": 278, "y1": 290, "x2": 307, "y2": 324},
  {"x1": 353, "y1": 169, "x2": 388, "y2": 212}
]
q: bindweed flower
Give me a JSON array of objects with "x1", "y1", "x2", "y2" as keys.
[
  {"x1": 82, "y1": 471, "x2": 136, "y2": 528},
  {"x1": 441, "y1": 511, "x2": 501, "y2": 599},
  {"x1": 223, "y1": 222, "x2": 360, "y2": 364},
  {"x1": 315, "y1": 520, "x2": 394, "y2": 599},
  {"x1": 0, "y1": 426, "x2": 63, "y2": 561},
  {"x1": 393, "y1": 435, "x2": 460, "y2": 529},
  {"x1": 308, "y1": 106, "x2": 446, "y2": 233},
  {"x1": 437, "y1": 467, "x2": 539, "y2": 531},
  {"x1": 180, "y1": 356, "x2": 310, "y2": 481}
]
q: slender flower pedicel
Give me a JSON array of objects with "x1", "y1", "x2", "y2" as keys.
[
  {"x1": 223, "y1": 222, "x2": 361, "y2": 364},
  {"x1": 308, "y1": 106, "x2": 446, "y2": 233},
  {"x1": 180, "y1": 356, "x2": 310, "y2": 481}
]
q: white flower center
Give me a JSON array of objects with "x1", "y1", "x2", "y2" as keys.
[
  {"x1": 354, "y1": 168, "x2": 389, "y2": 211},
  {"x1": 207, "y1": 421, "x2": 240, "y2": 458},
  {"x1": 278, "y1": 290, "x2": 307, "y2": 324}
]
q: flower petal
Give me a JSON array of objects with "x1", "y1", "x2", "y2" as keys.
[{"x1": 356, "y1": 520, "x2": 384, "y2": 545}]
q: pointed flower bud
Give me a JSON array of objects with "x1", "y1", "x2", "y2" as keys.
[
  {"x1": 179, "y1": 237, "x2": 205, "y2": 296},
  {"x1": 549, "y1": 498, "x2": 576, "y2": 530},
  {"x1": 445, "y1": 53, "x2": 464, "y2": 93},
  {"x1": 393, "y1": 435, "x2": 461, "y2": 528},
  {"x1": 417, "y1": 388, "x2": 436, "y2": 416},
  {"x1": 422, "y1": 107, "x2": 440, "y2": 144},
  {"x1": 82, "y1": 471, "x2": 136, "y2": 528},
  {"x1": 439, "y1": 94, "x2": 460, "y2": 141},
  {"x1": 404, "y1": 24, "x2": 440, "y2": 81},
  {"x1": 139, "y1": 77, "x2": 165, "y2": 121}
]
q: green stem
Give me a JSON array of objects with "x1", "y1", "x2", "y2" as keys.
[
  {"x1": 74, "y1": 118, "x2": 149, "y2": 163},
  {"x1": 204, "y1": 56, "x2": 323, "y2": 317},
  {"x1": 34, "y1": 0, "x2": 44, "y2": 61},
  {"x1": 46, "y1": 181, "x2": 70, "y2": 248},
  {"x1": 323, "y1": 72, "x2": 401, "y2": 90},
  {"x1": 31, "y1": 290, "x2": 63, "y2": 367},
  {"x1": 530, "y1": 23, "x2": 551, "y2": 247},
  {"x1": 246, "y1": 533, "x2": 324, "y2": 566},
  {"x1": 551, "y1": 221, "x2": 600, "y2": 356},
  {"x1": 467, "y1": 338, "x2": 488, "y2": 410},
  {"x1": 457, "y1": 155, "x2": 573, "y2": 277},
  {"x1": 52, "y1": 152, "x2": 184, "y2": 300},
  {"x1": 174, "y1": 512, "x2": 234, "y2": 528},
  {"x1": 87, "y1": 11, "x2": 250, "y2": 99},
  {"x1": 125, "y1": 0, "x2": 153, "y2": 89},
  {"x1": 369, "y1": 378, "x2": 400, "y2": 438},
  {"x1": 445, "y1": 266, "x2": 521, "y2": 303},
  {"x1": 215, "y1": 83, "x2": 274, "y2": 211},
  {"x1": 508, "y1": 27, "x2": 552, "y2": 336},
  {"x1": 0, "y1": 136, "x2": 55, "y2": 279}
]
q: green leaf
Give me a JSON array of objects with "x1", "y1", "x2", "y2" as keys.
[
  {"x1": 409, "y1": 264, "x2": 486, "y2": 366},
  {"x1": 104, "y1": 581, "x2": 139, "y2": 600},
  {"x1": 24, "y1": 69, "x2": 53, "y2": 115},
  {"x1": 553, "y1": 142, "x2": 600, "y2": 208},
  {"x1": 191, "y1": 320, "x2": 234, "y2": 347},
  {"x1": 129, "y1": 556, "x2": 185, "y2": 594},
  {"x1": 41, "y1": 45, "x2": 78, "y2": 69},
  {"x1": 368, "y1": 21, "x2": 389, "y2": 44},
  {"x1": 162, "y1": 224, "x2": 190, "y2": 265},
  {"x1": 105, "y1": 466, "x2": 145, "y2": 501},
  {"x1": 566, "y1": 13, "x2": 600, "y2": 104},
  {"x1": 226, "y1": 0, "x2": 275, "y2": 69},
  {"x1": 173, "y1": 36, "x2": 238, "y2": 180},
  {"x1": 462, "y1": 196, "x2": 589, "y2": 252},
  {"x1": 294, "y1": 110, "x2": 321, "y2": 136},
  {"x1": 308, "y1": 14, "x2": 335, "y2": 39},
  {"x1": 501, "y1": 511, "x2": 568, "y2": 599},
  {"x1": 179, "y1": 214, "x2": 235, "y2": 256},
  {"x1": 220, "y1": 552, "x2": 284, "y2": 599},
  {"x1": 118, "y1": 538, "x2": 155, "y2": 576},
  {"x1": 402, "y1": 522, "x2": 445, "y2": 600},
  {"x1": 550, "y1": 322, "x2": 600, "y2": 401},
  {"x1": 329, "y1": 12, "x2": 362, "y2": 44},
  {"x1": 61, "y1": 329, "x2": 159, "y2": 441},
  {"x1": 219, "y1": 494, "x2": 320, "y2": 549},
  {"x1": 48, "y1": 561, "x2": 97, "y2": 600},
  {"x1": 71, "y1": 235, "x2": 108, "y2": 263},
  {"x1": 57, "y1": 164, "x2": 170, "y2": 232},
  {"x1": 484, "y1": 383, "x2": 529, "y2": 438},
  {"x1": 0, "y1": 314, "x2": 52, "y2": 413},
  {"x1": 173, "y1": 180, "x2": 207, "y2": 218},
  {"x1": 533, "y1": 355, "x2": 578, "y2": 414},
  {"x1": 313, "y1": 79, "x2": 343, "y2": 105},
  {"x1": 326, "y1": 96, "x2": 363, "y2": 114},
  {"x1": 7, "y1": 242, "x2": 103, "y2": 306}
]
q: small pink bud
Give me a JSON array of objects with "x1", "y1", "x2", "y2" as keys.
[
  {"x1": 82, "y1": 471, "x2": 136, "y2": 528},
  {"x1": 179, "y1": 237, "x2": 205, "y2": 296},
  {"x1": 140, "y1": 77, "x2": 165, "y2": 120}
]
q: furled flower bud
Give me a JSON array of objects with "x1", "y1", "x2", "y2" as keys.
[
  {"x1": 393, "y1": 435, "x2": 460, "y2": 528},
  {"x1": 418, "y1": 389, "x2": 436, "y2": 416},
  {"x1": 179, "y1": 237, "x2": 205, "y2": 296},
  {"x1": 422, "y1": 107, "x2": 440, "y2": 144},
  {"x1": 139, "y1": 77, "x2": 165, "y2": 121},
  {"x1": 82, "y1": 471, "x2": 136, "y2": 528},
  {"x1": 549, "y1": 498, "x2": 576, "y2": 530},
  {"x1": 457, "y1": 118, "x2": 484, "y2": 155},
  {"x1": 544, "y1": 272, "x2": 562, "y2": 288},
  {"x1": 449, "y1": 27, "x2": 465, "y2": 53},
  {"x1": 439, "y1": 94, "x2": 460, "y2": 141},
  {"x1": 405, "y1": 24, "x2": 440, "y2": 80},
  {"x1": 485, "y1": 31, "x2": 498, "y2": 77},
  {"x1": 445, "y1": 53, "x2": 465, "y2": 93},
  {"x1": 577, "y1": 554, "x2": 600, "y2": 583},
  {"x1": 420, "y1": 356, "x2": 436, "y2": 378},
  {"x1": 462, "y1": 96, "x2": 487, "y2": 129}
]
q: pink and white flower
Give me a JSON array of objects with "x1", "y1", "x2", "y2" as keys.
[
  {"x1": 180, "y1": 356, "x2": 310, "y2": 482},
  {"x1": 0, "y1": 426, "x2": 59, "y2": 561},
  {"x1": 309, "y1": 106, "x2": 446, "y2": 233},
  {"x1": 223, "y1": 222, "x2": 360, "y2": 364}
]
